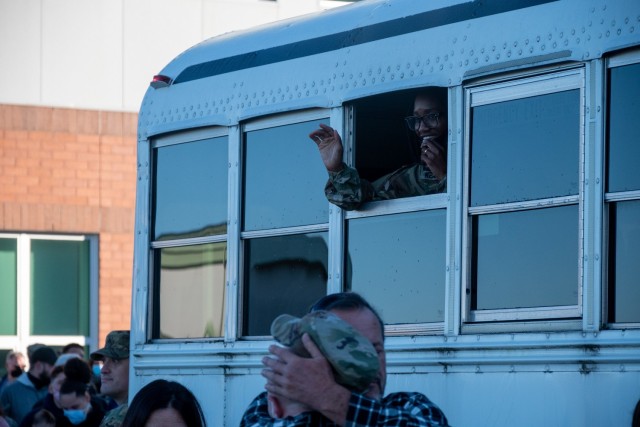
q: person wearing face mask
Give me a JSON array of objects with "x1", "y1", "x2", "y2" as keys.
[
  {"x1": 0, "y1": 352, "x2": 27, "y2": 396},
  {"x1": 0, "y1": 346, "x2": 57, "y2": 425},
  {"x1": 309, "y1": 87, "x2": 448, "y2": 211},
  {"x1": 57, "y1": 359, "x2": 107, "y2": 427}
]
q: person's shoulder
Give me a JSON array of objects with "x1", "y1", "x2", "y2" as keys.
[
  {"x1": 381, "y1": 391, "x2": 446, "y2": 410},
  {"x1": 99, "y1": 404, "x2": 128, "y2": 427},
  {"x1": 383, "y1": 392, "x2": 449, "y2": 425}
]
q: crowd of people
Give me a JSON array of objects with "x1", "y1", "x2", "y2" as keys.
[
  {"x1": 0, "y1": 333, "x2": 129, "y2": 427},
  {"x1": 0, "y1": 292, "x2": 449, "y2": 427}
]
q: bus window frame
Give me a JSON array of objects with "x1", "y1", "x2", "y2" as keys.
[
  {"x1": 604, "y1": 48, "x2": 640, "y2": 328},
  {"x1": 149, "y1": 126, "x2": 230, "y2": 342},
  {"x1": 238, "y1": 109, "x2": 332, "y2": 339},
  {"x1": 462, "y1": 67, "x2": 586, "y2": 328}
]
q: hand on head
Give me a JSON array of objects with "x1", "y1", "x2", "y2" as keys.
[{"x1": 262, "y1": 334, "x2": 341, "y2": 417}]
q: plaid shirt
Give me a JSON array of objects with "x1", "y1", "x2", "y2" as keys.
[{"x1": 240, "y1": 391, "x2": 449, "y2": 427}]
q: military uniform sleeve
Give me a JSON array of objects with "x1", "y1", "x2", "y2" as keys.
[
  {"x1": 345, "y1": 392, "x2": 449, "y2": 427},
  {"x1": 324, "y1": 164, "x2": 376, "y2": 211},
  {"x1": 325, "y1": 163, "x2": 446, "y2": 210},
  {"x1": 99, "y1": 403, "x2": 128, "y2": 427}
]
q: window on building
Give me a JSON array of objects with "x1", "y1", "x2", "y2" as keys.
[
  {"x1": 0, "y1": 234, "x2": 97, "y2": 356},
  {"x1": 606, "y1": 51, "x2": 640, "y2": 325},
  {"x1": 241, "y1": 113, "x2": 330, "y2": 336},
  {"x1": 464, "y1": 69, "x2": 583, "y2": 323},
  {"x1": 150, "y1": 129, "x2": 229, "y2": 339}
]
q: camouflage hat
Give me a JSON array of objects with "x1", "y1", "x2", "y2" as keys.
[
  {"x1": 90, "y1": 330, "x2": 130, "y2": 361},
  {"x1": 271, "y1": 311, "x2": 379, "y2": 392}
]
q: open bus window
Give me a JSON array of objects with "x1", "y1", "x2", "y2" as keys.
[
  {"x1": 241, "y1": 116, "x2": 330, "y2": 336},
  {"x1": 606, "y1": 59, "x2": 640, "y2": 324},
  {"x1": 150, "y1": 132, "x2": 228, "y2": 339},
  {"x1": 466, "y1": 71, "x2": 582, "y2": 322},
  {"x1": 349, "y1": 87, "x2": 448, "y2": 202},
  {"x1": 341, "y1": 88, "x2": 449, "y2": 329}
]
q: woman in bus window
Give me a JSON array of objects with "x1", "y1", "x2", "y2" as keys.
[{"x1": 310, "y1": 87, "x2": 448, "y2": 210}]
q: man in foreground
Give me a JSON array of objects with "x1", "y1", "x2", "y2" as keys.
[
  {"x1": 91, "y1": 330, "x2": 130, "y2": 427},
  {"x1": 241, "y1": 292, "x2": 449, "y2": 426}
]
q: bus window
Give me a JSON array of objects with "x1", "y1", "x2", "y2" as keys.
[
  {"x1": 341, "y1": 88, "x2": 449, "y2": 331},
  {"x1": 345, "y1": 210, "x2": 446, "y2": 325},
  {"x1": 350, "y1": 88, "x2": 448, "y2": 202},
  {"x1": 606, "y1": 57, "x2": 640, "y2": 324},
  {"x1": 466, "y1": 70, "x2": 583, "y2": 322},
  {"x1": 150, "y1": 132, "x2": 228, "y2": 339},
  {"x1": 241, "y1": 116, "x2": 330, "y2": 336}
]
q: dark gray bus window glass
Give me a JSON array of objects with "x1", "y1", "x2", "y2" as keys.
[
  {"x1": 153, "y1": 136, "x2": 228, "y2": 241},
  {"x1": 152, "y1": 242, "x2": 226, "y2": 339},
  {"x1": 471, "y1": 90, "x2": 579, "y2": 207},
  {"x1": 0, "y1": 238, "x2": 17, "y2": 335},
  {"x1": 607, "y1": 63, "x2": 640, "y2": 192},
  {"x1": 471, "y1": 205, "x2": 578, "y2": 310},
  {"x1": 346, "y1": 210, "x2": 446, "y2": 324},
  {"x1": 243, "y1": 119, "x2": 329, "y2": 231},
  {"x1": 31, "y1": 240, "x2": 90, "y2": 335},
  {"x1": 608, "y1": 200, "x2": 640, "y2": 323},
  {"x1": 243, "y1": 232, "x2": 328, "y2": 336}
]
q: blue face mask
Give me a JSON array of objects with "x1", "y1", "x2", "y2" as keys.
[
  {"x1": 64, "y1": 405, "x2": 89, "y2": 425},
  {"x1": 92, "y1": 364, "x2": 102, "y2": 377}
]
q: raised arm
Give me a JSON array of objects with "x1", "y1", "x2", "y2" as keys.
[{"x1": 309, "y1": 124, "x2": 345, "y2": 173}]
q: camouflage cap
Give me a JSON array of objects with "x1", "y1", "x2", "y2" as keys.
[
  {"x1": 90, "y1": 330, "x2": 130, "y2": 361},
  {"x1": 271, "y1": 311, "x2": 379, "y2": 392}
]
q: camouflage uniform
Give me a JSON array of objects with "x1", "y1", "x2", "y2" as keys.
[
  {"x1": 99, "y1": 403, "x2": 128, "y2": 427},
  {"x1": 271, "y1": 311, "x2": 379, "y2": 392},
  {"x1": 325, "y1": 163, "x2": 446, "y2": 210}
]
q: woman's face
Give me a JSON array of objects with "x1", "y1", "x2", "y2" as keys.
[
  {"x1": 144, "y1": 408, "x2": 187, "y2": 427},
  {"x1": 49, "y1": 373, "x2": 66, "y2": 405},
  {"x1": 59, "y1": 391, "x2": 90, "y2": 411}
]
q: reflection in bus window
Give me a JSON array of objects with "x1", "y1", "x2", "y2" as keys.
[
  {"x1": 243, "y1": 233, "x2": 328, "y2": 336},
  {"x1": 153, "y1": 242, "x2": 226, "y2": 339},
  {"x1": 607, "y1": 61, "x2": 640, "y2": 323},
  {"x1": 153, "y1": 136, "x2": 228, "y2": 241},
  {"x1": 346, "y1": 210, "x2": 446, "y2": 324},
  {"x1": 468, "y1": 72, "x2": 582, "y2": 320},
  {"x1": 243, "y1": 119, "x2": 330, "y2": 231},
  {"x1": 607, "y1": 62, "x2": 640, "y2": 193},
  {"x1": 608, "y1": 201, "x2": 640, "y2": 323},
  {"x1": 471, "y1": 90, "x2": 579, "y2": 207},
  {"x1": 242, "y1": 117, "x2": 330, "y2": 336},
  {"x1": 471, "y1": 206, "x2": 578, "y2": 310}
]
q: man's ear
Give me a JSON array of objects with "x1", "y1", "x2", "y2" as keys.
[{"x1": 267, "y1": 393, "x2": 284, "y2": 418}]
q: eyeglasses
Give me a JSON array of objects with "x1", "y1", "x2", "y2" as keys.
[{"x1": 404, "y1": 112, "x2": 442, "y2": 131}]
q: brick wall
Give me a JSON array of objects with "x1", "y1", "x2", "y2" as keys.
[{"x1": 0, "y1": 104, "x2": 137, "y2": 345}]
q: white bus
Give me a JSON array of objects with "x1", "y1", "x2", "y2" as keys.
[{"x1": 132, "y1": 0, "x2": 640, "y2": 425}]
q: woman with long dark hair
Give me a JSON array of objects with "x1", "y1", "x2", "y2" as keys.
[{"x1": 121, "y1": 380, "x2": 206, "y2": 427}]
